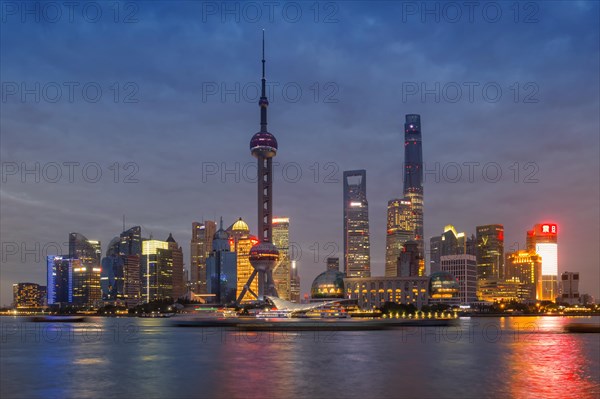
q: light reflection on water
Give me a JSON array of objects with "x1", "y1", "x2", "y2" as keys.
[{"x1": 1, "y1": 316, "x2": 598, "y2": 398}]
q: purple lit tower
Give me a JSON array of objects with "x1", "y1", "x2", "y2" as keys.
[{"x1": 237, "y1": 31, "x2": 280, "y2": 303}]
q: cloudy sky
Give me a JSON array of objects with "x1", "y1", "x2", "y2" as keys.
[{"x1": 1, "y1": 1, "x2": 598, "y2": 306}]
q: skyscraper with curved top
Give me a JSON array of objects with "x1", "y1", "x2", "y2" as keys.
[{"x1": 403, "y1": 114, "x2": 424, "y2": 258}]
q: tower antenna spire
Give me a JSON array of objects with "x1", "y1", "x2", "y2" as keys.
[{"x1": 259, "y1": 29, "x2": 268, "y2": 132}]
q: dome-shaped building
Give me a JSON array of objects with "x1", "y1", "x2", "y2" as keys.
[
  {"x1": 428, "y1": 271, "x2": 460, "y2": 305},
  {"x1": 311, "y1": 270, "x2": 346, "y2": 299},
  {"x1": 231, "y1": 217, "x2": 250, "y2": 233}
]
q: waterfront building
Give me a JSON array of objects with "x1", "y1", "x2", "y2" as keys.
[
  {"x1": 344, "y1": 276, "x2": 429, "y2": 309},
  {"x1": 290, "y1": 260, "x2": 300, "y2": 302},
  {"x1": 440, "y1": 254, "x2": 478, "y2": 304},
  {"x1": 560, "y1": 272, "x2": 580, "y2": 305},
  {"x1": 69, "y1": 233, "x2": 102, "y2": 306},
  {"x1": 46, "y1": 255, "x2": 74, "y2": 305},
  {"x1": 13, "y1": 283, "x2": 45, "y2": 308},
  {"x1": 385, "y1": 198, "x2": 414, "y2": 277},
  {"x1": 190, "y1": 221, "x2": 216, "y2": 294},
  {"x1": 428, "y1": 271, "x2": 461, "y2": 306},
  {"x1": 429, "y1": 225, "x2": 468, "y2": 273},
  {"x1": 477, "y1": 279, "x2": 534, "y2": 303},
  {"x1": 141, "y1": 239, "x2": 173, "y2": 301},
  {"x1": 397, "y1": 240, "x2": 422, "y2": 277},
  {"x1": 166, "y1": 234, "x2": 185, "y2": 300},
  {"x1": 403, "y1": 114, "x2": 424, "y2": 258},
  {"x1": 272, "y1": 217, "x2": 291, "y2": 300},
  {"x1": 228, "y1": 218, "x2": 259, "y2": 302},
  {"x1": 311, "y1": 269, "x2": 346, "y2": 300},
  {"x1": 476, "y1": 224, "x2": 504, "y2": 280},
  {"x1": 527, "y1": 223, "x2": 558, "y2": 301},
  {"x1": 206, "y1": 220, "x2": 237, "y2": 304},
  {"x1": 343, "y1": 169, "x2": 371, "y2": 277},
  {"x1": 505, "y1": 250, "x2": 542, "y2": 301}
]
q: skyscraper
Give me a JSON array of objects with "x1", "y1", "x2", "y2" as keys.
[
  {"x1": 241, "y1": 31, "x2": 280, "y2": 302},
  {"x1": 505, "y1": 250, "x2": 542, "y2": 301},
  {"x1": 403, "y1": 114, "x2": 424, "y2": 258},
  {"x1": 289, "y1": 260, "x2": 300, "y2": 302},
  {"x1": 527, "y1": 223, "x2": 558, "y2": 301},
  {"x1": 343, "y1": 169, "x2": 370, "y2": 277},
  {"x1": 141, "y1": 239, "x2": 171, "y2": 302},
  {"x1": 272, "y1": 217, "x2": 291, "y2": 300},
  {"x1": 385, "y1": 198, "x2": 414, "y2": 277},
  {"x1": 190, "y1": 221, "x2": 216, "y2": 294},
  {"x1": 69, "y1": 233, "x2": 102, "y2": 306},
  {"x1": 228, "y1": 218, "x2": 259, "y2": 303},
  {"x1": 167, "y1": 233, "x2": 185, "y2": 300},
  {"x1": 476, "y1": 224, "x2": 504, "y2": 280},
  {"x1": 398, "y1": 241, "x2": 422, "y2": 277},
  {"x1": 47, "y1": 255, "x2": 74, "y2": 305},
  {"x1": 429, "y1": 225, "x2": 467, "y2": 273},
  {"x1": 206, "y1": 219, "x2": 237, "y2": 304}
]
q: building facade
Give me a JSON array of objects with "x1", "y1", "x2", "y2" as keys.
[
  {"x1": 327, "y1": 257, "x2": 340, "y2": 272},
  {"x1": 272, "y1": 217, "x2": 291, "y2": 300},
  {"x1": 47, "y1": 255, "x2": 74, "y2": 305},
  {"x1": 403, "y1": 114, "x2": 424, "y2": 258},
  {"x1": 228, "y1": 218, "x2": 259, "y2": 302},
  {"x1": 190, "y1": 221, "x2": 216, "y2": 295},
  {"x1": 344, "y1": 276, "x2": 430, "y2": 309},
  {"x1": 476, "y1": 224, "x2": 504, "y2": 280},
  {"x1": 206, "y1": 222, "x2": 237, "y2": 304},
  {"x1": 141, "y1": 239, "x2": 171, "y2": 302},
  {"x1": 385, "y1": 198, "x2": 414, "y2": 277},
  {"x1": 440, "y1": 254, "x2": 478, "y2": 304},
  {"x1": 505, "y1": 250, "x2": 542, "y2": 301},
  {"x1": 343, "y1": 170, "x2": 371, "y2": 277},
  {"x1": 290, "y1": 260, "x2": 300, "y2": 302},
  {"x1": 13, "y1": 283, "x2": 46, "y2": 308},
  {"x1": 429, "y1": 225, "x2": 468, "y2": 273},
  {"x1": 527, "y1": 223, "x2": 558, "y2": 301},
  {"x1": 560, "y1": 272, "x2": 580, "y2": 305},
  {"x1": 69, "y1": 233, "x2": 102, "y2": 306}
]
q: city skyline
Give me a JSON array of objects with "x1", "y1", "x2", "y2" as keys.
[{"x1": 2, "y1": 3, "x2": 599, "y2": 306}]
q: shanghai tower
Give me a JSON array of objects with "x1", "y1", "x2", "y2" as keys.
[{"x1": 403, "y1": 114, "x2": 424, "y2": 258}]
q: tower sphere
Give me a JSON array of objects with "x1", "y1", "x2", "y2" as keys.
[
  {"x1": 250, "y1": 131, "x2": 278, "y2": 158},
  {"x1": 249, "y1": 241, "x2": 279, "y2": 272}
]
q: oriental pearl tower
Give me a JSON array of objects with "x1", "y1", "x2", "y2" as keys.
[{"x1": 237, "y1": 31, "x2": 280, "y2": 303}]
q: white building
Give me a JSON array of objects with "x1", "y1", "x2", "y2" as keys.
[
  {"x1": 440, "y1": 254, "x2": 477, "y2": 304},
  {"x1": 344, "y1": 276, "x2": 429, "y2": 309},
  {"x1": 560, "y1": 272, "x2": 580, "y2": 305}
]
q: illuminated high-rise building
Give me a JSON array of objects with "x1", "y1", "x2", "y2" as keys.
[
  {"x1": 167, "y1": 233, "x2": 185, "y2": 300},
  {"x1": 13, "y1": 283, "x2": 45, "y2": 308},
  {"x1": 228, "y1": 218, "x2": 259, "y2": 302},
  {"x1": 476, "y1": 224, "x2": 504, "y2": 280},
  {"x1": 69, "y1": 233, "x2": 102, "y2": 306},
  {"x1": 429, "y1": 225, "x2": 467, "y2": 273},
  {"x1": 190, "y1": 221, "x2": 216, "y2": 294},
  {"x1": 289, "y1": 260, "x2": 300, "y2": 302},
  {"x1": 272, "y1": 217, "x2": 291, "y2": 300},
  {"x1": 403, "y1": 114, "x2": 424, "y2": 258},
  {"x1": 385, "y1": 198, "x2": 414, "y2": 277},
  {"x1": 343, "y1": 169, "x2": 370, "y2": 277},
  {"x1": 527, "y1": 223, "x2": 558, "y2": 301},
  {"x1": 206, "y1": 219, "x2": 237, "y2": 304},
  {"x1": 141, "y1": 239, "x2": 171, "y2": 302},
  {"x1": 505, "y1": 250, "x2": 542, "y2": 301},
  {"x1": 46, "y1": 255, "x2": 74, "y2": 305}
]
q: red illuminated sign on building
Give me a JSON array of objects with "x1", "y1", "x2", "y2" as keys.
[{"x1": 540, "y1": 224, "x2": 557, "y2": 235}]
